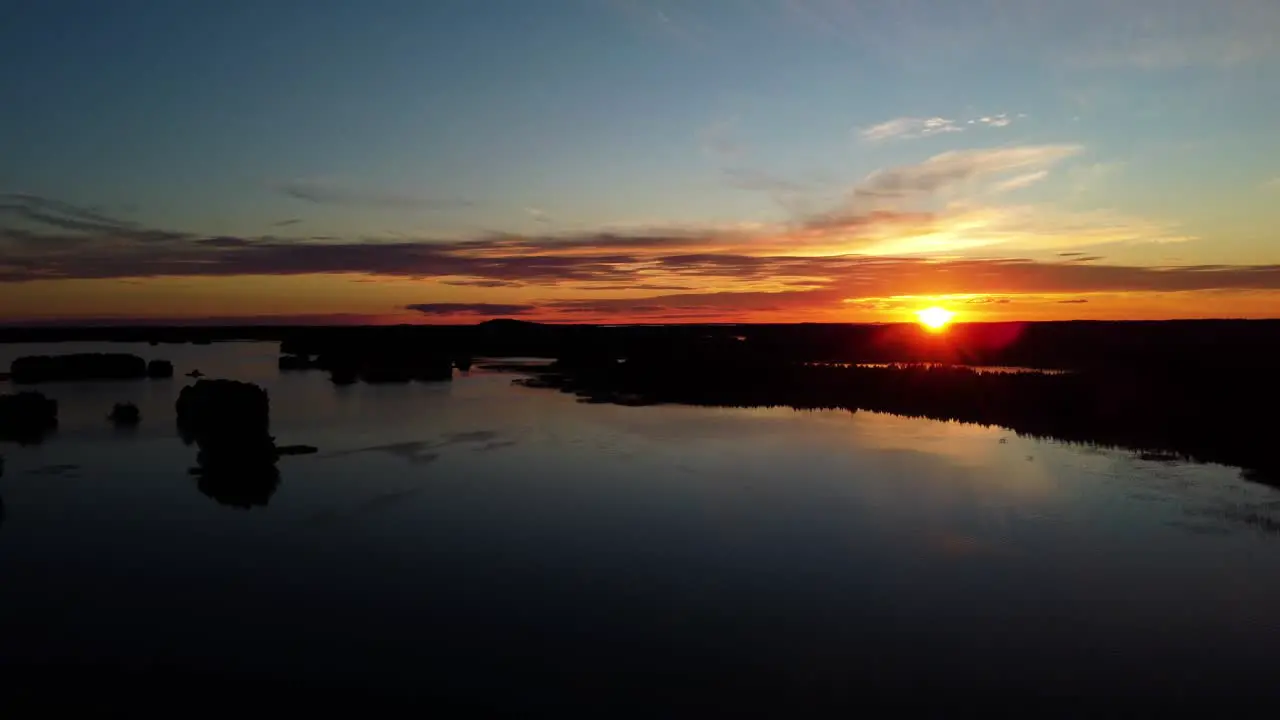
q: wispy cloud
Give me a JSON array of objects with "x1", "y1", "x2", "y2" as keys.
[
  {"x1": 992, "y1": 170, "x2": 1050, "y2": 194},
  {"x1": 860, "y1": 117, "x2": 962, "y2": 142},
  {"x1": 0, "y1": 193, "x2": 144, "y2": 235},
  {"x1": 406, "y1": 303, "x2": 536, "y2": 316},
  {"x1": 278, "y1": 178, "x2": 472, "y2": 210},
  {"x1": 440, "y1": 278, "x2": 525, "y2": 288},
  {"x1": 860, "y1": 113, "x2": 1021, "y2": 142},
  {"x1": 973, "y1": 113, "x2": 1013, "y2": 128},
  {"x1": 526, "y1": 208, "x2": 553, "y2": 224},
  {"x1": 718, "y1": 166, "x2": 824, "y2": 215},
  {"x1": 702, "y1": 117, "x2": 830, "y2": 215},
  {"x1": 851, "y1": 145, "x2": 1082, "y2": 202}
]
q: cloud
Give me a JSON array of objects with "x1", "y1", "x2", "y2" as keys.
[
  {"x1": 718, "y1": 167, "x2": 827, "y2": 215},
  {"x1": 860, "y1": 117, "x2": 962, "y2": 142},
  {"x1": 278, "y1": 178, "x2": 472, "y2": 210},
  {"x1": 0, "y1": 193, "x2": 139, "y2": 234},
  {"x1": 1056, "y1": 252, "x2": 1103, "y2": 263},
  {"x1": 852, "y1": 145, "x2": 1082, "y2": 203},
  {"x1": 406, "y1": 303, "x2": 536, "y2": 316},
  {"x1": 272, "y1": 218, "x2": 303, "y2": 227},
  {"x1": 440, "y1": 279, "x2": 525, "y2": 288},
  {"x1": 0, "y1": 193, "x2": 185, "y2": 246},
  {"x1": 700, "y1": 114, "x2": 836, "y2": 215},
  {"x1": 861, "y1": 113, "x2": 1020, "y2": 142},
  {"x1": 197, "y1": 236, "x2": 258, "y2": 248},
  {"x1": 992, "y1": 170, "x2": 1050, "y2": 194},
  {"x1": 699, "y1": 116, "x2": 823, "y2": 208},
  {"x1": 526, "y1": 208, "x2": 553, "y2": 224}
]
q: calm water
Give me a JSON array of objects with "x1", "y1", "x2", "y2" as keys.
[{"x1": 2, "y1": 342, "x2": 1280, "y2": 705}]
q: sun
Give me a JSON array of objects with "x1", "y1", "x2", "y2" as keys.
[{"x1": 916, "y1": 306, "x2": 955, "y2": 331}]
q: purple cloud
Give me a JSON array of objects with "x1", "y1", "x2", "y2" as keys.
[{"x1": 405, "y1": 303, "x2": 537, "y2": 316}]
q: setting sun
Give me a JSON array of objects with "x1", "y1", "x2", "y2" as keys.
[{"x1": 916, "y1": 306, "x2": 955, "y2": 331}]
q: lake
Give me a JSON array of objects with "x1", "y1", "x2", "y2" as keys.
[{"x1": 2, "y1": 341, "x2": 1279, "y2": 708}]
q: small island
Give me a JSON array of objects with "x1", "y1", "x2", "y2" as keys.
[
  {"x1": 9, "y1": 354, "x2": 175, "y2": 384},
  {"x1": 108, "y1": 402, "x2": 141, "y2": 426},
  {"x1": 0, "y1": 391, "x2": 59, "y2": 444},
  {"x1": 176, "y1": 379, "x2": 316, "y2": 508}
]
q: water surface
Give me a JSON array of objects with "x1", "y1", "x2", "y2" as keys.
[{"x1": 2, "y1": 342, "x2": 1278, "y2": 705}]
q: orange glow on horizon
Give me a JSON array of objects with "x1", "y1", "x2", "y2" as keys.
[
  {"x1": 4, "y1": 277, "x2": 1280, "y2": 326},
  {"x1": 916, "y1": 306, "x2": 955, "y2": 331}
]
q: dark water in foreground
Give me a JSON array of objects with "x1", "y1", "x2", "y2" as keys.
[{"x1": 2, "y1": 342, "x2": 1280, "y2": 706}]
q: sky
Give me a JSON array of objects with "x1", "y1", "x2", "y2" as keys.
[{"x1": 2, "y1": 0, "x2": 1279, "y2": 325}]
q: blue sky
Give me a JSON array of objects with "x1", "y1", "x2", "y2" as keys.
[{"x1": 2, "y1": 0, "x2": 1279, "y2": 322}]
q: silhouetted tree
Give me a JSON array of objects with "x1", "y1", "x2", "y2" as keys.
[
  {"x1": 108, "y1": 402, "x2": 140, "y2": 426},
  {"x1": 10, "y1": 353, "x2": 147, "y2": 383},
  {"x1": 278, "y1": 354, "x2": 313, "y2": 371},
  {"x1": 0, "y1": 391, "x2": 58, "y2": 444},
  {"x1": 147, "y1": 359, "x2": 174, "y2": 378},
  {"x1": 176, "y1": 380, "x2": 282, "y2": 506}
]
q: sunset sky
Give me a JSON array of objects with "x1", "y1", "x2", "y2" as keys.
[{"x1": 2, "y1": 0, "x2": 1279, "y2": 324}]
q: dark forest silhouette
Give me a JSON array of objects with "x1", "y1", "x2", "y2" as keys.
[
  {"x1": 263, "y1": 319, "x2": 1280, "y2": 482},
  {"x1": 516, "y1": 354, "x2": 1277, "y2": 483},
  {"x1": 3, "y1": 319, "x2": 1279, "y2": 485},
  {"x1": 5, "y1": 318, "x2": 1279, "y2": 373}
]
